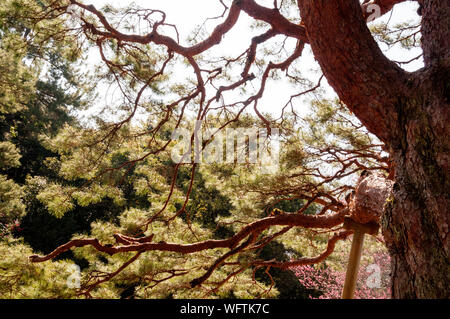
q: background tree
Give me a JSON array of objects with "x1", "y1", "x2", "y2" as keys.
[{"x1": 0, "y1": 0, "x2": 96, "y2": 297}]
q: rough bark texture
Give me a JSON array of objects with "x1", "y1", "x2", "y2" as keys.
[
  {"x1": 383, "y1": 0, "x2": 450, "y2": 298},
  {"x1": 298, "y1": 0, "x2": 450, "y2": 298},
  {"x1": 382, "y1": 79, "x2": 450, "y2": 297}
]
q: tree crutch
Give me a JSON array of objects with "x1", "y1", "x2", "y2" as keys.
[{"x1": 341, "y1": 216, "x2": 379, "y2": 299}]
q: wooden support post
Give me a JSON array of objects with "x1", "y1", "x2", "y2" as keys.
[{"x1": 341, "y1": 216, "x2": 379, "y2": 299}]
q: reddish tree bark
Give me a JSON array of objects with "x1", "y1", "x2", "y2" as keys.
[{"x1": 298, "y1": 0, "x2": 449, "y2": 298}]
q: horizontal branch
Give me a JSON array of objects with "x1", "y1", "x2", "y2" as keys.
[
  {"x1": 237, "y1": 0, "x2": 307, "y2": 41},
  {"x1": 252, "y1": 230, "x2": 353, "y2": 269},
  {"x1": 29, "y1": 209, "x2": 348, "y2": 263},
  {"x1": 68, "y1": 0, "x2": 242, "y2": 57}
]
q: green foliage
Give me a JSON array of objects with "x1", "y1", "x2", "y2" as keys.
[
  {"x1": 0, "y1": 141, "x2": 25, "y2": 223},
  {"x1": 0, "y1": 141, "x2": 21, "y2": 169},
  {"x1": 254, "y1": 241, "x2": 313, "y2": 299},
  {"x1": 0, "y1": 174, "x2": 25, "y2": 223},
  {"x1": 0, "y1": 32, "x2": 36, "y2": 114},
  {"x1": 183, "y1": 172, "x2": 233, "y2": 228},
  {"x1": 0, "y1": 238, "x2": 78, "y2": 298},
  {"x1": 370, "y1": 21, "x2": 421, "y2": 50}
]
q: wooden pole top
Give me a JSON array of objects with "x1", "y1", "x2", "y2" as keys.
[{"x1": 343, "y1": 216, "x2": 379, "y2": 236}]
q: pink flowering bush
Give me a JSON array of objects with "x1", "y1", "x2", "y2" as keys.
[
  {"x1": 0, "y1": 219, "x2": 21, "y2": 240},
  {"x1": 293, "y1": 252, "x2": 391, "y2": 299}
]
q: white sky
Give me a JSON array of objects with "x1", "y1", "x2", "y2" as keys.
[{"x1": 77, "y1": 0, "x2": 423, "y2": 123}]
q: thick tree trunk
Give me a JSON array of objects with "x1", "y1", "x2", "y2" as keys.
[
  {"x1": 382, "y1": 75, "x2": 450, "y2": 298},
  {"x1": 298, "y1": 0, "x2": 450, "y2": 297},
  {"x1": 383, "y1": 0, "x2": 450, "y2": 298}
]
